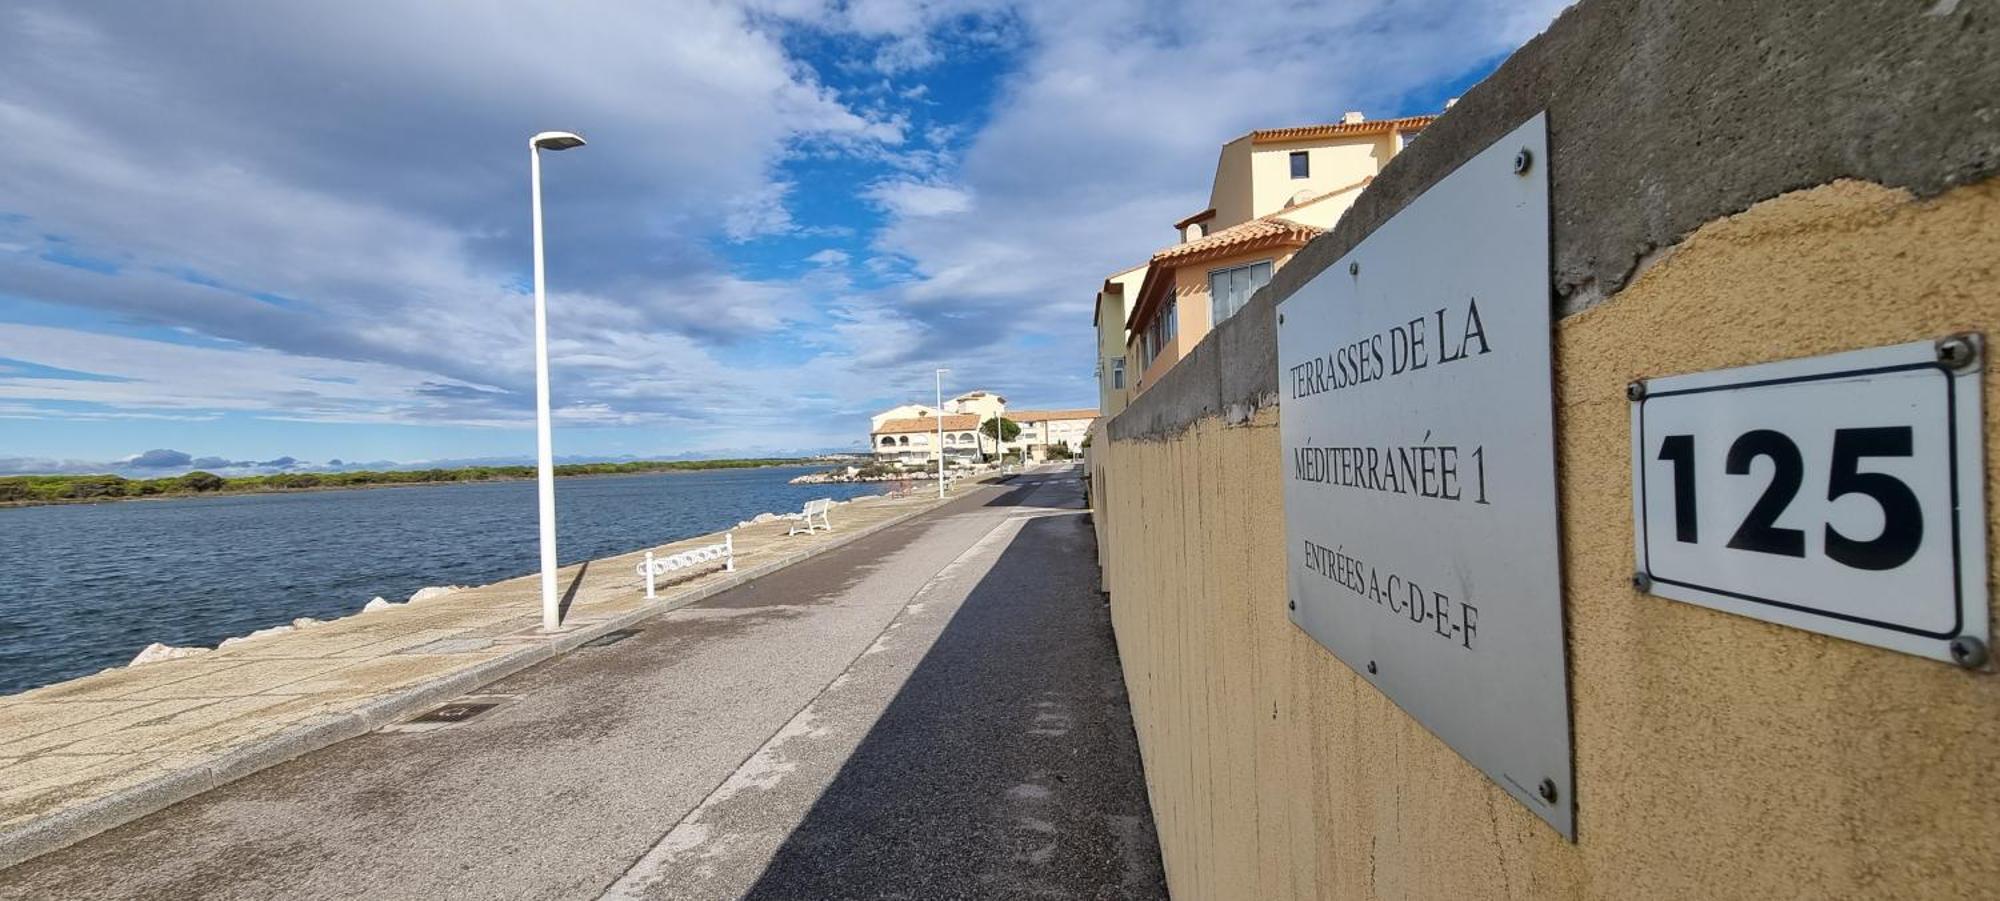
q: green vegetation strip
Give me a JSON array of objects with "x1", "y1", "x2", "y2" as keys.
[{"x1": 0, "y1": 458, "x2": 809, "y2": 506}]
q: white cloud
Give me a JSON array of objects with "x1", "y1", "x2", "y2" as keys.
[{"x1": 864, "y1": 179, "x2": 975, "y2": 217}]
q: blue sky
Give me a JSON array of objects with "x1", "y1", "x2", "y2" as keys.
[{"x1": 0, "y1": 0, "x2": 1568, "y2": 475}]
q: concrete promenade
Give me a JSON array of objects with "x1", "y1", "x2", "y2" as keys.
[
  {"x1": 0, "y1": 466, "x2": 1164, "y2": 898},
  {"x1": 0, "y1": 479, "x2": 979, "y2": 870}
]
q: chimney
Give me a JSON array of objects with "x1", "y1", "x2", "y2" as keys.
[{"x1": 1341, "y1": 111, "x2": 1365, "y2": 124}]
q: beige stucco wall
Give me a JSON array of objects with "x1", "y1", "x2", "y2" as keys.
[
  {"x1": 1248, "y1": 135, "x2": 1391, "y2": 220},
  {"x1": 1091, "y1": 179, "x2": 2000, "y2": 899}
]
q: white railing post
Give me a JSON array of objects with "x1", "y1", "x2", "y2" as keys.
[
  {"x1": 643, "y1": 550, "x2": 657, "y2": 599},
  {"x1": 724, "y1": 532, "x2": 735, "y2": 572}
]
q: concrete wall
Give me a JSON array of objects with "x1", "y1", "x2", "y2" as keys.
[{"x1": 1091, "y1": 0, "x2": 2000, "y2": 897}]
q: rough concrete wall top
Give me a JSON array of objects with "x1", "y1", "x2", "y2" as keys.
[{"x1": 1109, "y1": 0, "x2": 2000, "y2": 441}]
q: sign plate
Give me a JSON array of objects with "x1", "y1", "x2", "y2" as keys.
[
  {"x1": 1276, "y1": 113, "x2": 1573, "y2": 837},
  {"x1": 1631, "y1": 338, "x2": 1989, "y2": 666}
]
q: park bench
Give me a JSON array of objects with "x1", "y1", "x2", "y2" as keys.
[
  {"x1": 637, "y1": 533, "x2": 733, "y2": 599},
  {"x1": 787, "y1": 498, "x2": 834, "y2": 536}
]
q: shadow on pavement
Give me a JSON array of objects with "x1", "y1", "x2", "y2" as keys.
[{"x1": 739, "y1": 512, "x2": 1165, "y2": 900}]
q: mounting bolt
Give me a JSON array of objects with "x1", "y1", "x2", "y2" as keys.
[
  {"x1": 1538, "y1": 778, "x2": 1559, "y2": 803},
  {"x1": 1632, "y1": 571, "x2": 1652, "y2": 593},
  {"x1": 1288, "y1": 598, "x2": 1297, "y2": 611},
  {"x1": 1626, "y1": 380, "x2": 1647, "y2": 402},
  {"x1": 1348, "y1": 261, "x2": 1360, "y2": 277},
  {"x1": 1514, "y1": 148, "x2": 1533, "y2": 175},
  {"x1": 1949, "y1": 636, "x2": 1989, "y2": 668},
  {"x1": 1366, "y1": 660, "x2": 1377, "y2": 675},
  {"x1": 1278, "y1": 313, "x2": 1285, "y2": 325},
  {"x1": 1937, "y1": 333, "x2": 1980, "y2": 371}
]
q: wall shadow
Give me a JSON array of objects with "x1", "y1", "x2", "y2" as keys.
[{"x1": 739, "y1": 512, "x2": 1165, "y2": 899}]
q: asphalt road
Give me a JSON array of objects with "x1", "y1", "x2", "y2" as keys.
[{"x1": 0, "y1": 466, "x2": 1165, "y2": 900}]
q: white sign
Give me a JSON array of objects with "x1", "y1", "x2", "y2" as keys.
[
  {"x1": 1631, "y1": 337, "x2": 1989, "y2": 666},
  {"x1": 1276, "y1": 113, "x2": 1573, "y2": 838}
]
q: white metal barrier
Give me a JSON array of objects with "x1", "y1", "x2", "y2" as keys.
[{"x1": 638, "y1": 532, "x2": 734, "y2": 599}]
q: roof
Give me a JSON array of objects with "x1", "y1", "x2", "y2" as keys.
[
  {"x1": 1172, "y1": 208, "x2": 1218, "y2": 230},
  {"x1": 874, "y1": 414, "x2": 979, "y2": 435},
  {"x1": 1249, "y1": 115, "x2": 1436, "y2": 145},
  {"x1": 1008, "y1": 408, "x2": 1098, "y2": 423},
  {"x1": 1125, "y1": 214, "x2": 1325, "y2": 334},
  {"x1": 1150, "y1": 216, "x2": 1323, "y2": 267}
]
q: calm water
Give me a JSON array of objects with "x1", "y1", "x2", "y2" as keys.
[{"x1": 0, "y1": 465, "x2": 890, "y2": 696}]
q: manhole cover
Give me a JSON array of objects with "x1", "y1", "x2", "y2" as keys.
[
  {"x1": 581, "y1": 628, "x2": 642, "y2": 648},
  {"x1": 409, "y1": 702, "x2": 499, "y2": 724}
]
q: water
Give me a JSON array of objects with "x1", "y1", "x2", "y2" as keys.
[{"x1": 0, "y1": 465, "x2": 892, "y2": 696}]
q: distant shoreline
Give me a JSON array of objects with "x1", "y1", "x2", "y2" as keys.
[{"x1": 0, "y1": 458, "x2": 857, "y2": 510}]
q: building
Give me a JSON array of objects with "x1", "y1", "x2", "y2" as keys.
[
  {"x1": 1093, "y1": 265, "x2": 1145, "y2": 418},
  {"x1": 866, "y1": 391, "x2": 1094, "y2": 464},
  {"x1": 870, "y1": 411, "x2": 980, "y2": 465},
  {"x1": 1009, "y1": 409, "x2": 1098, "y2": 458},
  {"x1": 1098, "y1": 111, "x2": 1436, "y2": 401}
]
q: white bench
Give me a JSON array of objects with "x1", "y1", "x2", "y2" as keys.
[
  {"x1": 638, "y1": 533, "x2": 733, "y2": 599},
  {"x1": 787, "y1": 498, "x2": 833, "y2": 536}
]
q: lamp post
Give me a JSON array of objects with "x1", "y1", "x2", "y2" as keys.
[
  {"x1": 934, "y1": 368, "x2": 949, "y2": 498},
  {"x1": 530, "y1": 130, "x2": 585, "y2": 632}
]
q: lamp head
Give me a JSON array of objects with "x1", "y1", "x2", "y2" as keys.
[{"x1": 531, "y1": 131, "x2": 587, "y2": 151}]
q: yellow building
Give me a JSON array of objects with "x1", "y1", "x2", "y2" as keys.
[{"x1": 1097, "y1": 112, "x2": 1435, "y2": 399}]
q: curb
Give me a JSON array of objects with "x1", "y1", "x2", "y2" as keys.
[{"x1": 0, "y1": 489, "x2": 968, "y2": 871}]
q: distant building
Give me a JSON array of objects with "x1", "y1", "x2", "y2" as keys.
[
  {"x1": 866, "y1": 392, "x2": 1093, "y2": 464},
  {"x1": 1096, "y1": 111, "x2": 1437, "y2": 402},
  {"x1": 870, "y1": 412, "x2": 980, "y2": 465},
  {"x1": 1010, "y1": 408, "x2": 1098, "y2": 458}
]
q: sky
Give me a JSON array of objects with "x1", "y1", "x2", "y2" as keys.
[{"x1": 0, "y1": 0, "x2": 1569, "y2": 475}]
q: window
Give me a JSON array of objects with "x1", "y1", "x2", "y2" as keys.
[
  {"x1": 1111, "y1": 357, "x2": 1125, "y2": 389},
  {"x1": 1209, "y1": 260, "x2": 1273, "y2": 326},
  {"x1": 898, "y1": 436, "x2": 909, "y2": 446},
  {"x1": 1289, "y1": 151, "x2": 1309, "y2": 179},
  {"x1": 880, "y1": 436, "x2": 894, "y2": 446}
]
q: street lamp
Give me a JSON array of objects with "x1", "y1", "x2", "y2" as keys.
[
  {"x1": 530, "y1": 130, "x2": 585, "y2": 632},
  {"x1": 934, "y1": 368, "x2": 949, "y2": 499}
]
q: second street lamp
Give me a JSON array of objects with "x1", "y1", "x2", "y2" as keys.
[
  {"x1": 935, "y1": 368, "x2": 949, "y2": 499},
  {"x1": 529, "y1": 130, "x2": 585, "y2": 633}
]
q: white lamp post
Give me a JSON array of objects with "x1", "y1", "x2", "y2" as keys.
[
  {"x1": 530, "y1": 130, "x2": 585, "y2": 632},
  {"x1": 934, "y1": 368, "x2": 949, "y2": 498}
]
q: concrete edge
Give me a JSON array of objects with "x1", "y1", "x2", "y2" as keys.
[
  {"x1": 1108, "y1": 0, "x2": 2000, "y2": 442},
  {"x1": 0, "y1": 491, "x2": 960, "y2": 871}
]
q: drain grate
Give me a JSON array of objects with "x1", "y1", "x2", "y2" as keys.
[
  {"x1": 409, "y1": 701, "x2": 499, "y2": 724},
  {"x1": 581, "y1": 628, "x2": 642, "y2": 648}
]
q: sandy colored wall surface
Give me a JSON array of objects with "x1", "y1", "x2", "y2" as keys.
[{"x1": 1091, "y1": 178, "x2": 2000, "y2": 899}]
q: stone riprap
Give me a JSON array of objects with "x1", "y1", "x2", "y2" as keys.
[{"x1": 0, "y1": 483, "x2": 979, "y2": 868}]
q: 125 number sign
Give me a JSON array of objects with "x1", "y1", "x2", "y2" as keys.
[{"x1": 1631, "y1": 337, "x2": 1989, "y2": 667}]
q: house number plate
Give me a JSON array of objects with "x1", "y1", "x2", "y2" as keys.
[{"x1": 1630, "y1": 336, "x2": 1989, "y2": 667}]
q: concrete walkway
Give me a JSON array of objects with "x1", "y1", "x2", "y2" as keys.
[
  {"x1": 0, "y1": 480, "x2": 977, "y2": 869},
  {"x1": 0, "y1": 467, "x2": 1165, "y2": 899}
]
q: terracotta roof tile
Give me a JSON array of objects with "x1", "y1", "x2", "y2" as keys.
[
  {"x1": 1250, "y1": 115, "x2": 1436, "y2": 144},
  {"x1": 1150, "y1": 217, "x2": 1323, "y2": 266},
  {"x1": 874, "y1": 414, "x2": 978, "y2": 435}
]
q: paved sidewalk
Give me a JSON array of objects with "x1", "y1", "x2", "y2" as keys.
[
  {"x1": 0, "y1": 480, "x2": 980, "y2": 867},
  {"x1": 0, "y1": 467, "x2": 1165, "y2": 899}
]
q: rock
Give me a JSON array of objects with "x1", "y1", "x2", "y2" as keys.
[
  {"x1": 128, "y1": 642, "x2": 210, "y2": 667},
  {"x1": 218, "y1": 625, "x2": 295, "y2": 649},
  {"x1": 407, "y1": 585, "x2": 466, "y2": 604},
  {"x1": 752, "y1": 512, "x2": 780, "y2": 524},
  {"x1": 292, "y1": 617, "x2": 323, "y2": 629},
  {"x1": 363, "y1": 596, "x2": 398, "y2": 612}
]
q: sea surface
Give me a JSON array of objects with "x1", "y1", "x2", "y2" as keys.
[{"x1": 0, "y1": 465, "x2": 890, "y2": 696}]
